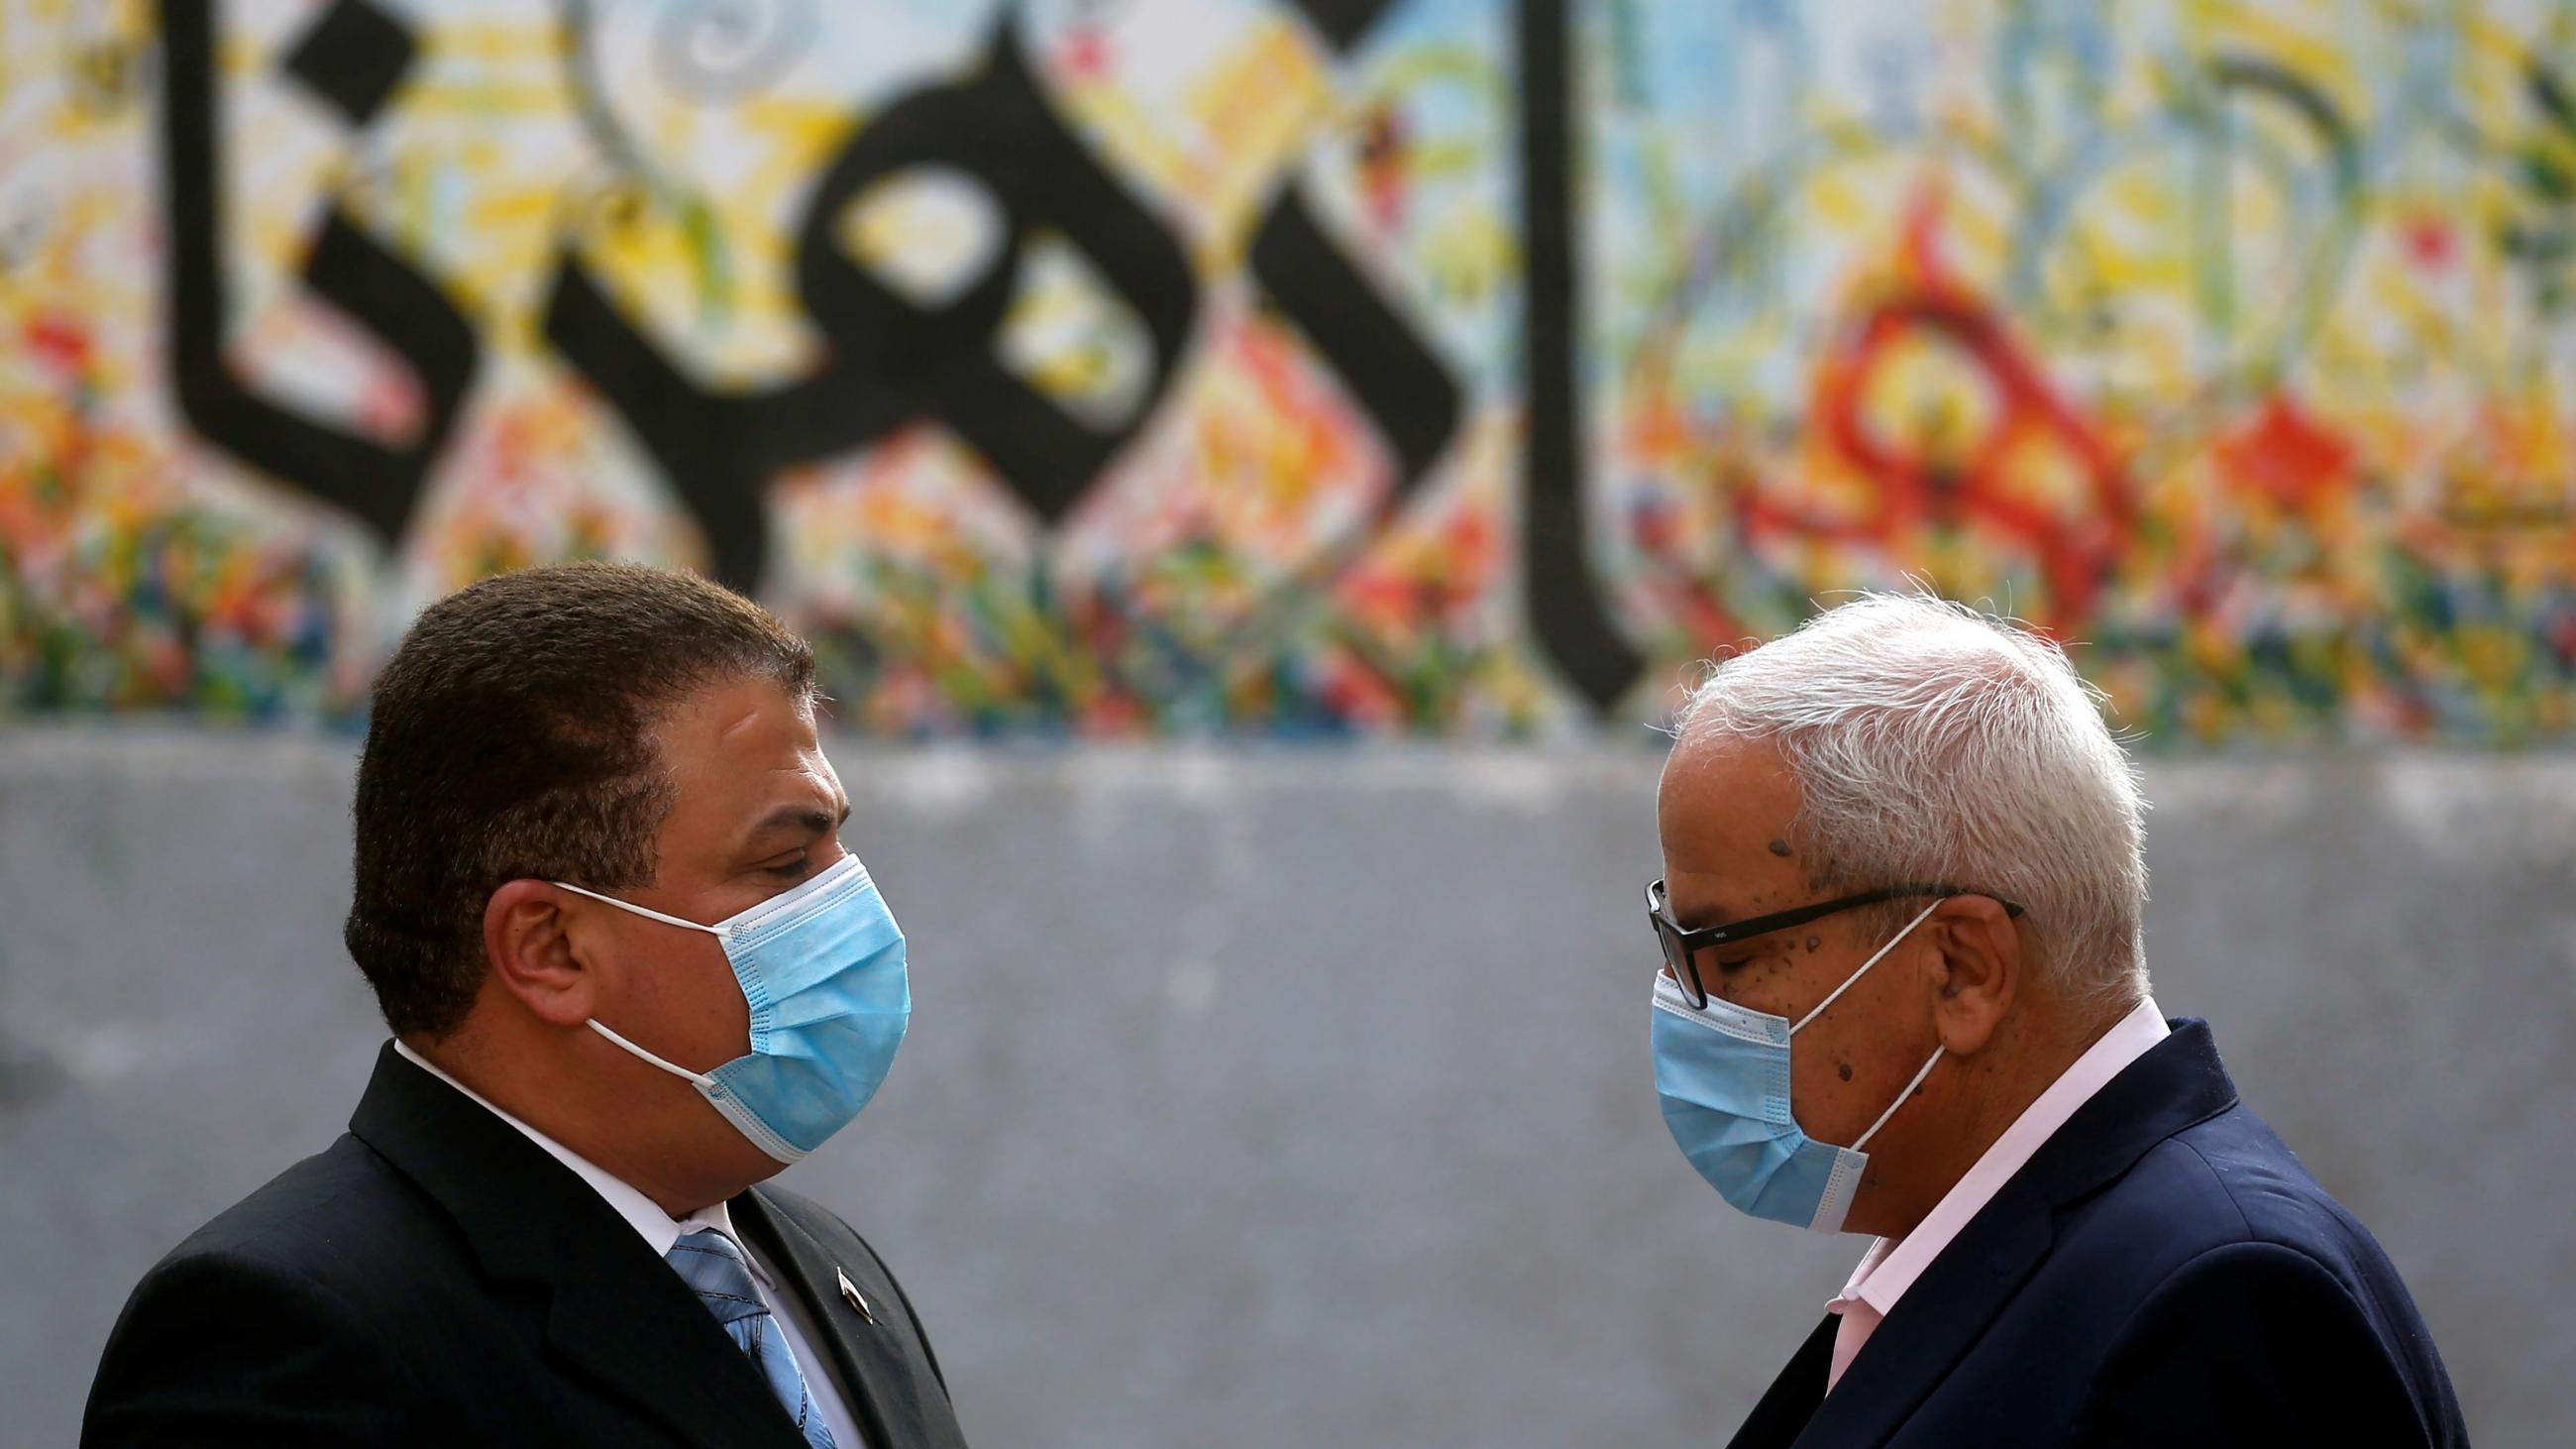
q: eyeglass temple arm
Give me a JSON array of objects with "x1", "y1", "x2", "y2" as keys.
[{"x1": 1653, "y1": 883, "x2": 2024, "y2": 944}]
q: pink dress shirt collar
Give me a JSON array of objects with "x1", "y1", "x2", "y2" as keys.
[{"x1": 1823, "y1": 996, "x2": 2170, "y2": 1392}]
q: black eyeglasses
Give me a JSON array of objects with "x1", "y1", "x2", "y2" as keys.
[{"x1": 1646, "y1": 878, "x2": 2026, "y2": 1009}]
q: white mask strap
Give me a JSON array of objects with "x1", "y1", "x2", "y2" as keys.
[
  {"x1": 562, "y1": 885, "x2": 731, "y2": 1090},
  {"x1": 1852, "y1": 1044, "x2": 1946, "y2": 1152},
  {"x1": 550, "y1": 880, "x2": 722, "y2": 935},
  {"x1": 588, "y1": 1018, "x2": 717, "y2": 1088},
  {"x1": 1791, "y1": 898, "x2": 1945, "y2": 1035}
]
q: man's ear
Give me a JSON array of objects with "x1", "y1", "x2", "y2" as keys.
[
  {"x1": 1922, "y1": 895, "x2": 2020, "y2": 1057},
  {"x1": 482, "y1": 880, "x2": 603, "y2": 1029}
]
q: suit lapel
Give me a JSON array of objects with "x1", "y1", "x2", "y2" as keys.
[
  {"x1": 348, "y1": 1044, "x2": 807, "y2": 1448},
  {"x1": 536, "y1": 1258, "x2": 810, "y2": 1449},
  {"x1": 1726, "y1": 1314, "x2": 1839, "y2": 1449},
  {"x1": 1784, "y1": 1021, "x2": 2243, "y2": 1448},
  {"x1": 1792, "y1": 1189, "x2": 2054, "y2": 1447},
  {"x1": 733, "y1": 1187, "x2": 933, "y2": 1448}
]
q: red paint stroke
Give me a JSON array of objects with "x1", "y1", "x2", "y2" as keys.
[
  {"x1": 1062, "y1": 27, "x2": 1113, "y2": 79},
  {"x1": 26, "y1": 313, "x2": 91, "y2": 374},
  {"x1": 2211, "y1": 391, "x2": 2357, "y2": 511},
  {"x1": 1359, "y1": 103, "x2": 1409, "y2": 232},
  {"x1": 2403, "y1": 217, "x2": 2454, "y2": 271},
  {"x1": 1737, "y1": 185, "x2": 2132, "y2": 632}
]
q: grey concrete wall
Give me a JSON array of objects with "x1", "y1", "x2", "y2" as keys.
[{"x1": 0, "y1": 730, "x2": 2565, "y2": 1447}]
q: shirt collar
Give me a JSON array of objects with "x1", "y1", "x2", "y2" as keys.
[
  {"x1": 1829, "y1": 996, "x2": 2169, "y2": 1319},
  {"x1": 391, "y1": 1040, "x2": 765, "y2": 1282}
]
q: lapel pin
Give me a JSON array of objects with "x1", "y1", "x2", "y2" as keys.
[{"x1": 836, "y1": 1266, "x2": 876, "y2": 1324}]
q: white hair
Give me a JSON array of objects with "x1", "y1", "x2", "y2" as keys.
[{"x1": 1673, "y1": 592, "x2": 2149, "y2": 1013}]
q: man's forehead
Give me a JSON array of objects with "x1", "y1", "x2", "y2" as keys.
[
  {"x1": 658, "y1": 681, "x2": 834, "y2": 795},
  {"x1": 701, "y1": 683, "x2": 813, "y2": 742},
  {"x1": 717, "y1": 704, "x2": 776, "y2": 743},
  {"x1": 1661, "y1": 731, "x2": 1798, "y2": 826},
  {"x1": 1660, "y1": 733, "x2": 1811, "y2": 925},
  {"x1": 730, "y1": 722, "x2": 843, "y2": 807}
]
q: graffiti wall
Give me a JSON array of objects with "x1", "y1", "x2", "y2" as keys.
[
  {"x1": 1588, "y1": 0, "x2": 2576, "y2": 744},
  {"x1": 2, "y1": 0, "x2": 2571, "y2": 740}
]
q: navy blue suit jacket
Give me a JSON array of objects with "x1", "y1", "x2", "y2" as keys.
[{"x1": 1728, "y1": 1020, "x2": 2468, "y2": 1448}]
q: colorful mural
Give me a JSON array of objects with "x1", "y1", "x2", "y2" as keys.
[
  {"x1": 1589, "y1": 0, "x2": 2576, "y2": 744},
  {"x1": 2, "y1": 0, "x2": 2571, "y2": 740}
]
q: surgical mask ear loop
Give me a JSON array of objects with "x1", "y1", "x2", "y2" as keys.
[
  {"x1": 1784, "y1": 897, "x2": 1949, "y2": 1153},
  {"x1": 551, "y1": 879, "x2": 724, "y2": 936},
  {"x1": 550, "y1": 881, "x2": 728, "y2": 1088},
  {"x1": 1790, "y1": 899, "x2": 1946, "y2": 1035},
  {"x1": 588, "y1": 1018, "x2": 719, "y2": 1088},
  {"x1": 1852, "y1": 1044, "x2": 1946, "y2": 1152}
]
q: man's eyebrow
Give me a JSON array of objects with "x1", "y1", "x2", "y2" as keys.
[
  {"x1": 740, "y1": 800, "x2": 851, "y2": 848},
  {"x1": 1669, "y1": 893, "x2": 1744, "y2": 933}
]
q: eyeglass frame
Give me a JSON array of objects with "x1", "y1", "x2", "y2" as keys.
[{"x1": 1646, "y1": 878, "x2": 2027, "y2": 1010}]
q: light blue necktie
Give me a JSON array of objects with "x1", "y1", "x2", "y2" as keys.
[{"x1": 666, "y1": 1228, "x2": 841, "y2": 1449}]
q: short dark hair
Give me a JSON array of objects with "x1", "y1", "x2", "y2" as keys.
[{"x1": 345, "y1": 562, "x2": 815, "y2": 1038}]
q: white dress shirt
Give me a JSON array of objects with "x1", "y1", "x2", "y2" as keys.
[
  {"x1": 394, "y1": 1042, "x2": 865, "y2": 1447},
  {"x1": 1822, "y1": 997, "x2": 2171, "y2": 1392}
]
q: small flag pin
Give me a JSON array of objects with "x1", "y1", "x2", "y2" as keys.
[{"x1": 837, "y1": 1266, "x2": 876, "y2": 1323}]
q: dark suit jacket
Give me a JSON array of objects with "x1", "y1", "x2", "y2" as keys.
[
  {"x1": 1729, "y1": 1020, "x2": 2468, "y2": 1449},
  {"x1": 84, "y1": 1044, "x2": 967, "y2": 1448}
]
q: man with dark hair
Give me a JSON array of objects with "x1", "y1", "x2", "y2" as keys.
[{"x1": 85, "y1": 562, "x2": 966, "y2": 1448}]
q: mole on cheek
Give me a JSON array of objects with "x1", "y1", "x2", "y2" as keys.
[
  {"x1": 1837, "y1": 1060, "x2": 1854, "y2": 1082},
  {"x1": 1805, "y1": 935, "x2": 1821, "y2": 953},
  {"x1": 1768, "y1": 838, "x2": 1793, "y2": 857}
]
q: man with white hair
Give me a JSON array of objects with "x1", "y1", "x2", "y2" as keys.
[{"x1": 1646, "y1": 594, "x2": 2466, "y2": 1447}]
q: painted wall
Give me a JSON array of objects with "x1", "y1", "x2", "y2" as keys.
[{"x1": 5, "y1": 0, "x2": 2573, "y2": 737}]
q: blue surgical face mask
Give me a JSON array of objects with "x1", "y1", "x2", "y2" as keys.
[
  {"x1": 554, "y1": 853, "x2": 910, "y2": 1164},
  {"x1": 1651, "y1": 899, "x2": 1946, "y2": 1233}
]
